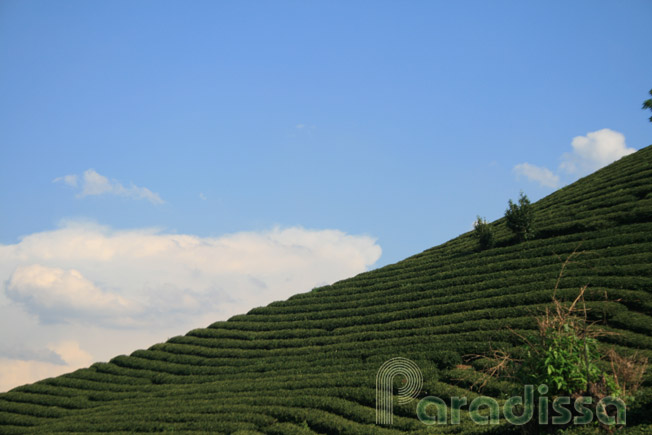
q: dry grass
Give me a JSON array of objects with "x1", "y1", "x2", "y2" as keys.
[{"x1": 606, "y1": 349, "x2": 648, "y2": 398}]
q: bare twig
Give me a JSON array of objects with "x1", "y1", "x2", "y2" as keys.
[{"x1": 552, "y1": 244, "x2": 584, "y2": 301}]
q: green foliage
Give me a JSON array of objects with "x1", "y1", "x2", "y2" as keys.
[
  {"x1": 473, "y1": 216, "x2": 494, "y2": 250},
  {"x1": 643, "y1": 88, "x2": 652, "y2": 122},
  {"x1": 517, "y1": 322, "x2": 619, "y2": 397},
  {"x1": 505, "y1": 191, "x2": 534, "y2": 242}
]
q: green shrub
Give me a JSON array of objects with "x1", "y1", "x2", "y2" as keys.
[
  {"x1": 517, "y1": 319, "x2": 616, "y2": 397},
  {"x1": 473, "y1": 216, "x2": 495, "y2": 250},
  {"x1": 505, "y1": 192, "x2": 534, "y2": 242}
]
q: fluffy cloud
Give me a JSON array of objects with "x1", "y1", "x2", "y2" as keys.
[
  {"x1": 513, "y1": 163, "x2": 560, "y2": 188},
  {"x1": 513, "y1": 129, "x2": 636, "y2": 188},
  {"x1": 6, "y1": 265, "x2": 136, "y2": 325},
  {"x1": 53, "y1": 169, "x2": 164, "y2": 204},
  {"x1": 0, "y1": 222, "x2": 381, "y2": 391},
  {"x1": 560, "y1": 129, "x2": 636, "y2": 175},
  {"x1": 1, "y1": 222, "x2": 381, "y2": 325}
]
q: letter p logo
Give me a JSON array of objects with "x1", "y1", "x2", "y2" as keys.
[{"x1": 376, "y1": 357, "x2": 423, "y2": 425}]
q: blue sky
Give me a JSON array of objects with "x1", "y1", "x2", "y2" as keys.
[
  {"x1": 2, "y1": 0, "x2": 651, "y2": 265},
  {"x1": 0, "y1": 1, "x2": 651, "y2": 391}
]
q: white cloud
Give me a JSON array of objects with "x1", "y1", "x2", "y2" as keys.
[
  {"x1": 199, "y1": 192, "x2": 207, "y2": 200},
  {"x1": 513, "y1": 129, "x2": 636, "y2": 188},
  {"x1": 513, "y1": 163, "x2": 560, "y2": 188},
  {"x1": 0, "y1": 221, "x2": 381, "y2": 391},
  {"x1": 560, "y1": 129, "x2": 636, "y2": 175},
  {"x1": 53, "y1": 169, "x2": 164, "y2": 204},
  {"x1": 6, "y1": 265, "x2": 137, "y2": 325},
  {"x1": 0, "y1": 341, "x2": 93, "y2": 392},
  {"x1": 52, "y1": 174, "x2": 78, "y2": 187},
  {"x1": 78, "y1": 169, "x2": 113, "y2": 196}
]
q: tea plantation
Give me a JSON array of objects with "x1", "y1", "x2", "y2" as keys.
[{"x1": 1, "y1": 146, "x2": 652, "y2": 433}]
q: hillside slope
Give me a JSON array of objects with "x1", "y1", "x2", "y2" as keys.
[{"x1": 1, "y1": 146, "x2": 652, "y2": 434}]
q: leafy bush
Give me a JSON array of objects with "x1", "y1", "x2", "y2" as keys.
[
  {"x1": 516, "y1": 298, "x2": 619, "y2": 398},
  {"x1": 505, "y1": 192, "x2": 534, "y2": 242},
  {"x1": 473, "y1": 216, "x2": 495, "y2": 250}
]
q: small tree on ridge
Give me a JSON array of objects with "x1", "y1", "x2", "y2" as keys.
[
  {"x1": 473, "y1": 216, "x2": 494, "y2": 250},
  {"x1": 505, "y1": 192, "x2": 534, "y2": 242}
]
